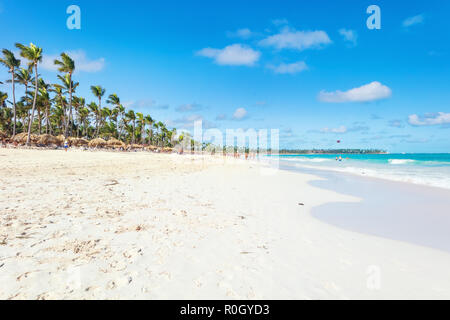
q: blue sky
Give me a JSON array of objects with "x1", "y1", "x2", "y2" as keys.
[{"x1": 0, "y1": 0, "x2": 449, "y2": 152}]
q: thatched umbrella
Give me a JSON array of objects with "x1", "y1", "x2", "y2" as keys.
[
  {"x1": 162, "y1": 147, "x2": 174, "y2": 153},
  {"x1": 37, "y1": 134, "x2": 59, "y2": 146},
  {"x1": 106, "y1": 138, "x2": 126, "y2": 149},
  {"x1": 129, "y1": 144, "x2": 144, "y2": 150},
  {"x1": 0, "y1": 131, "x2": 7, "y2": 140},
  {"x1": 56, "y1": 135, "x2": 65, "y2": 145},
  {"x1": 13, "y1": 133, "x2": 38, "y2": 144},
  {"x1": 88, "y1": 138, "x2": 107, "y2": 148},
  {"x1": 146, "y1": 145, "x2": 158, "y2": 152},
  {"x1": 71, "y1": 138, "x2": 89, "y2": 147}
]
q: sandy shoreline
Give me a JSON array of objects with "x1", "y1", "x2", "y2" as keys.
[{"x1": 1, "y1": 148, "x2": 450, "y2": 299}]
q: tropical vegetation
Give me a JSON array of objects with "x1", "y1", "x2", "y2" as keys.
[{"x1": 0, "y1": 44, "x2": 179, "y2": 148}]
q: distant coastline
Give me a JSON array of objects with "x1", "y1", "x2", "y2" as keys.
[{"x1": 277, "y1": 149, "x2": 387, "y2": 155}]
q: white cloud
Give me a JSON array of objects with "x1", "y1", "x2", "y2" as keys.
[
  {"x1": 197, "y1": 44, "x2": 260, "y2": 66},
  {"x1": 318, "y1": 81, "x2": 392, "y2": 103},
  {"x1": 408, "y1": 112, "x2": 450, "y2": 126},
  {"x1": 403, "y1": 14, "x2": 424, "y2": 27},
  {"x1": 123, "y1": 99, "x2": 169, "y2": 111},
  {"x1": 215, "y1": 114, "x2": 227, "y2": 121},
  {"x1": 232, "y1": 107, "x2": 248, "y2": 120},
  {"x1": 176, "y1": 103, "x2": 203, "y2": 112},
  {"x1": 173, "y1": 114, "x2": 215, "y2": 129},
  {"x1": 320, "y1": 126, "x2": 347, "y2": 134},
  {"x1": 40, "y1": 50, "x2": 105, "y2": 73},
  {"x1": 268, "y1": 61, "x2": 307, "y2": 74},
  {"x1": 339, "y1": 28, "x2": 357, "y2": 46},
  {"x1": 388, "y1": 119, "x2": 404, "y2": 128},
  {"x1": 319, "y1": 124, "x2": 369, "y2": 134},
  {"x1": 272, "y1": 18, "x2": 289, "y2": 26},
  {"x1": 227, "y1": 28, "x2": 253, "y2": 39},
  {"x1": 259, "y1": 27, "x2": 331, "y2": 51}
]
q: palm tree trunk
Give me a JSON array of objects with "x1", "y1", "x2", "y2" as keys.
[
  {"x1": 65, "y1": 78, "x2": 72, "y2": 138},
  {"x1": 96, "y1": 97, "x2": 101, "y2": 137},
  {"x1": 26, "y1": 64, "x2": 39, "y2": 146},
  {"x1": 46, "y1": 104, "x2": 49, "y2": 134},
  {"x1": 38, "y1": 110, "x2": 42, "y2": 135},
  {"x1": 76, "y1": 112, "x2": 80, "y2": 138},
  {"x1": 11, "y1": 68, "x2": 17, "y2": 136},
  {"x1": 132, "y1": 120, "x2": 136, "y2": 144}
]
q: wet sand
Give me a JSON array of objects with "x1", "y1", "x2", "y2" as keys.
[{"x1": 280, "y1": 161, "x2": 450, "y2": 253}]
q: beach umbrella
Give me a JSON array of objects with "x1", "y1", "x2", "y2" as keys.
[{"x1": 88, "y1": 138, "x2": 107, "y2": 148}]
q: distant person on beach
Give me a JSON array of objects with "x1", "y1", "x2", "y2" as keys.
[{"x1": 64, "y1": 140, "x2": 69, "y2": 152}]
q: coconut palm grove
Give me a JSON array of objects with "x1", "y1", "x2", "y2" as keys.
[{"x1": 0, "y1": 43, "x2": 181, "y2": 150}]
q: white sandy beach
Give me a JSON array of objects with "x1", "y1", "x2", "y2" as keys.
[{"x1": 1, "y1": 148, "x2": 450, "y2": 299}]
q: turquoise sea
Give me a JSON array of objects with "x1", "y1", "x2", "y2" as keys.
[{"x1": 273, "y1": 153, "x2": 450, "y2": 190}]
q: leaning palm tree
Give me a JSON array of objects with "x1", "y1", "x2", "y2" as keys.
[
  {"x1": 54, "y1": 53, "x2": 75, "y2": 138},
  {"x1": 15, "y1": 66, "x2": 34, "y2": 109},
  {"x1": 90, "y1": 85, "x2": 105, "y2": 136},
  {"x1": 15, "y1": 43, "x2": 42, "y2": 145},
  {"x1": 0, "y1": 49, "x2": 20, "y2": 136}
]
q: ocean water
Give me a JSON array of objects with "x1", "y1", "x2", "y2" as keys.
[{"x1": 273, "y1": 153, "x2": 450, "y2": 190}]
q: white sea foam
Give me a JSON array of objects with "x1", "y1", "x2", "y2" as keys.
[
  {"x1": 388, "y1": 159, "x2": 415, "y2": 165},
  {"x1": 287, "y1": 161, "x2": 450, "y2": 190},
  {"x1": 282, "y1": 157, "x2": 330, "y2": 163}
]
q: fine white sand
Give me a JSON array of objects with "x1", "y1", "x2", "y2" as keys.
[{"x1": 1, "y1": 148, "x2": 450, "y2": 299}]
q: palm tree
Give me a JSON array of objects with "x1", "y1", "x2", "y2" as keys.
[
  {"x1": 0, "y1": 91, "x2": 7, "y2": 108},
  {"x1": 90, "y1": 85, "x2": 105, "y2": 136},
  {"x1": 57, "y1": 74, "x2": 79, "y2": 136},
  {"x1": 100, "y1": 107, "x2": 112, "y2": 137},
  {"x1": 15, "y1": 67, "x2": 34, "y2": 121},
  {"x1": 116, "y1": 104, "x2": 125, "y2": 140},
  {"x1": 72, "y1": 96, "x2": 85, "y2": 138},
  {"x1": 15, "y1": 43, "x2": 42, "y2": 145},
  {"x1": 54, "y1": 53, "x2": 75, "y2": 138},
  {"x1": 106, "y1": 93, "x2": 121, "y2": 138},
  {"x1": 51, "y1": 84, "x2": 65, "y2": 133},
  {"x1": 0, "y1": 92, "x2": 12, "y2": 134},
  {"x1": 38, "y1": 78, "x2": 51, "y2": 134},
  {"x1": 144, "y1": 115, "x2": 154, "y2": 144},
  {"x1": 78, "y1": 107, "x2": 90, "y2": 137},
  {"x1": 125, "y1": 110, "x2": 136, "y2": 143},
  {"x1": 88, "y1": 102, "x2": 100, "y2": 136},
  {"x1": 0, "y1": 49, "x2": 20, "y2": 136},
  {"x1": 136, "y1": 112, "x2": 145, "y2": 143}
]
